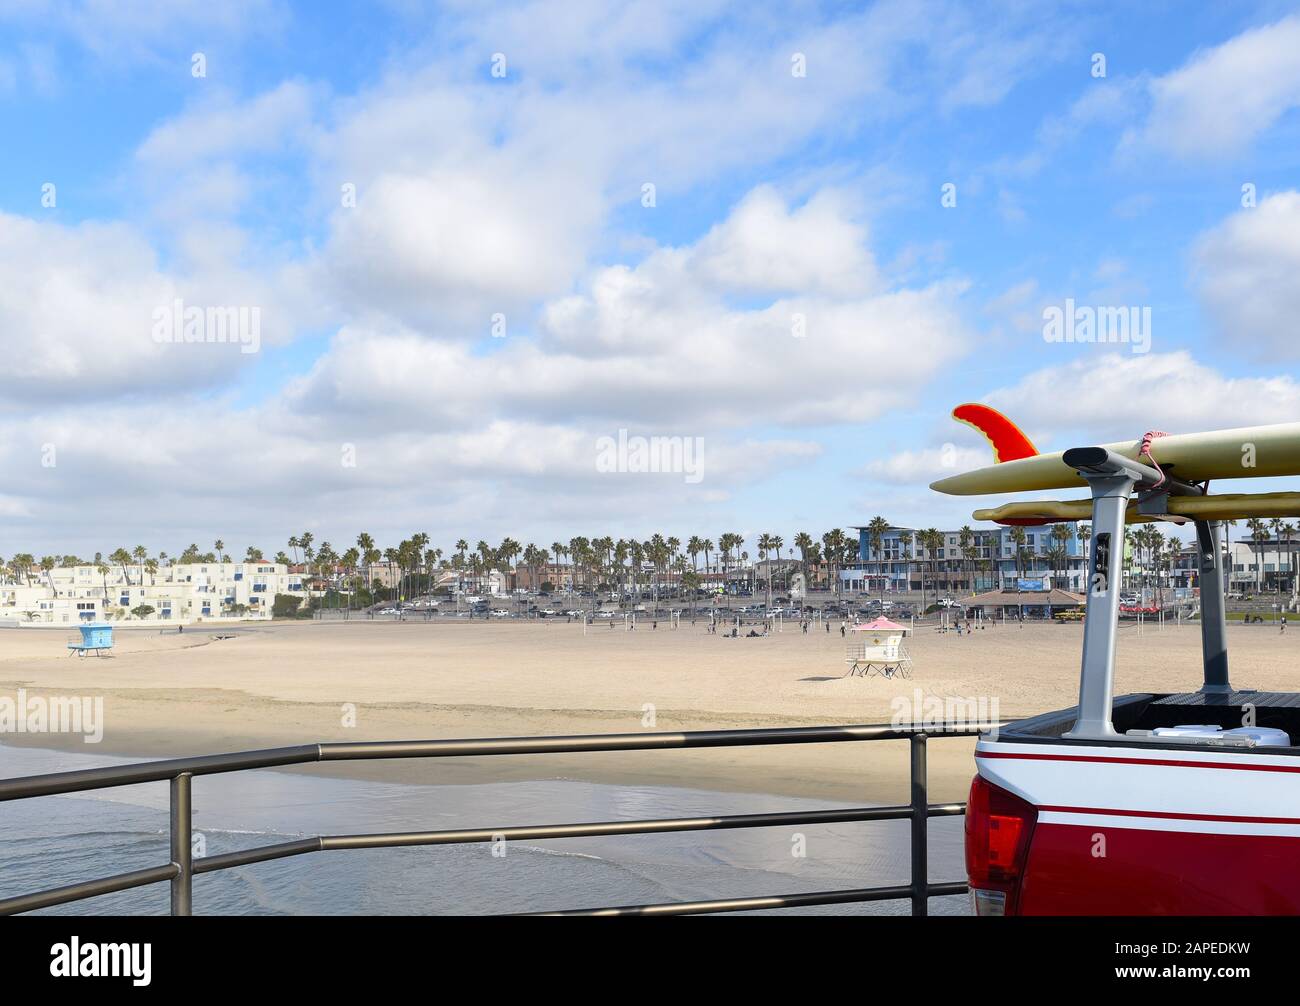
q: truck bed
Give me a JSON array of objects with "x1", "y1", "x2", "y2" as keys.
[{"x1": 996, "y1": 691, "x2": 1300, "y2": 751}]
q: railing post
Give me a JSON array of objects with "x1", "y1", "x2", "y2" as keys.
[
  {"x1": 909, "y1": 731, "x2": 927, "y2": 917},
  {"x1": 170, "y1": 772, "x2": 193, "y2": 916}
]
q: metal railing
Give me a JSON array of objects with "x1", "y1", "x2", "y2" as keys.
[{"x1": 0, "y1": 723, "x2": 984, "y2": 916}]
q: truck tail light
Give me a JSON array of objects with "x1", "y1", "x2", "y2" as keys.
[{"x1": 965, "y1": 774, "x2": 1038, "y2": 916}]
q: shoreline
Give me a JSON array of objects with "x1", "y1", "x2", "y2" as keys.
[{"x1": 0, "y1": 688, "x2": 978, "y2": 805}]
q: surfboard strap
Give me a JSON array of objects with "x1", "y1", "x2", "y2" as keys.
[{"x1": 1139, "y1": 430, "x2": 1169, "y2": 488}]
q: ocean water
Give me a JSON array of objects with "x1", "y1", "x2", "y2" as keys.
[{"x1": 0, "y1": 744, "x2": 970, "y2": 916}]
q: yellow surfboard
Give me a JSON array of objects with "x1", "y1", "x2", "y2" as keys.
[
  {"x1": 973, "y1": 492, "x2": 1300, "y2": 525},
  {"x1": 931, "y1": 418, "x2": 1300, "y2": 496}
]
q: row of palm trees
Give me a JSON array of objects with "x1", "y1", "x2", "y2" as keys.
[
  {"x1": 1, "y1": 529, "x2": 862, "y2": 607},
  {"x1": 29, "y1": 516, "x2": 1274, "y2": 611}
]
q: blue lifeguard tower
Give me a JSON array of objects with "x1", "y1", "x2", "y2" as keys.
[{"x1": 68, "y1": 622, "x2": 113, "y2": 658}]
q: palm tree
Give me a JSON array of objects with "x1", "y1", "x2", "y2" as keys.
[
  {"x1": 1283, "y1": 522, "x2": 1298, "y2": 600},
  {"x1": 792, "y1": 532, "x2": 813, "y2": 595},
  {"x1": 1076, "y1": 523, "x2": 1091, "y2": 593},
  {"x1": 96, "y1": 556, "x2": 111, "y2": 608},
  {"x1": 821, "y1": 529, "x2": 847, "y2": 598},
  {"x1": 339, "y1": 547, "x2": 360, "y2": 604},
  {"x1": 1049, "y1": 524, "x2": 1072, "y2": 588},
  {"x1": 687, "y1": 536, "x2": 704, "y2": 574},
  {"x1": 110, "y1": 548, "x2": 133, "y2": 587},
  {"x1": 757, "y1": 534, "x2": 774, "y2": 609},
  {"x1": 865, "y1": 517, "x2": 890, "y2": 599},
  {"x1": 11, "y1": 553, "x2": 32, "y2": 586},
  {"x1": 133, "y1": 545, "x2": 147, "y2": 586},
  {"x1": 549, "y1": 542, "x2": 567, "y2": 594},
  {"x1": 918, "y1": 528, "x2": 942, "y2": 609},
  {"x1": 571, "y1": 537, "x2": 591, "y2": 592},
  {"x1": 355, "y1": 533, "x2": 375, "y2": 589},
  {"x1": 1270, "y1": 518, "x2": 1285, "y2": 597},
  {"x1": 1246, "y1": 518, "x2": 1268, "y2": 593},
  {"x1": 956, "y1": 525, "x2": 974, "y2": 593}
]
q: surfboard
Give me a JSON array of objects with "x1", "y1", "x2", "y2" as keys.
[
  {"x1": 931, "y1": 413, "x2": 1300, "y2": 496},
  {"x1": 973, "y1": 492, "x2": 1300, "y2": 526}
]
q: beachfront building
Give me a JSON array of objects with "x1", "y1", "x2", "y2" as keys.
[
  {"x1": 1225, "y1": 537, "x2": 1300, "y2": 595},
  {"x1": 847, "y1": 525, "x2": 1087, "y2": 595},
  {"x1": 0, "y1": 561, "x2": 306, "y2": 625},
  {"x1": 512, "y1": 561, "x2": 576, "y2": 593}
]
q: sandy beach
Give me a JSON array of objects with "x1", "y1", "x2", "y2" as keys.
[{"x1": 3, "y1": 618, "x2": 1298, "y2": 804}]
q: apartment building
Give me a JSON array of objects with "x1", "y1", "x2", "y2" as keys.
[
  {"x1": 0, "y1": 562, "x2": 306, "y2": 625},
  {"x1": 847, "y1": 525, "x2": 1086, "y2": 594}
]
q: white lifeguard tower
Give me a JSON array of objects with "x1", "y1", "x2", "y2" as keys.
[{"x1": 845, "y1": 617, "x2": 911, "y2": 678}]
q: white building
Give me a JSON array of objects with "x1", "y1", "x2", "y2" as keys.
[
  {"x1": 1226, "y1": 538, "x2": 1298, "y2": 594},
  {"x1": 0, "y1": 562, "x2": 306, "y2": 625}
]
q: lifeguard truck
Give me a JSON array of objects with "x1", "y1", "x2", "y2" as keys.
[{"x1": 935, "y1": 405, "x2": 1300, "y2": 915}]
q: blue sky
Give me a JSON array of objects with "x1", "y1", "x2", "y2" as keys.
[{"x1": 3, "y1": 0, "x2": 1300, "y2": 560}]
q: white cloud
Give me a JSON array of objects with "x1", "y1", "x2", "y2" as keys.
[
  {"x1": 1193, "y1": 191, "x2": 1300, "y2": 359},
  {"x1": 0, "y1": 0, "x2": 284, "y2": 64},
  {"x1": 0, "y1": 214, "x2": 242, "y2": 400},
  {"x1": 691, "y1": 186, "x2": 879, "y2": 297},
  {"x1": 320, "y1": 165, "x2": 603, "y2": 330},
  {"x1": 1135, "y1": 14, "x2": 1300, "y2": 157},
  {"x1": 136, "y1": 81, "x2": 314, "y2": 167},
  {"x1": 866, "y1": 445, "x2": 991, "y2": 485},
  {"x1": 0, "y1": 212, "x2": 320, "y2": 404},
  {"x1": 985, "y1": 351, "x2": 1300, "y2": 443},
  {"x1": 292, "y1": 186, "x2": 969, "y2": 430}
]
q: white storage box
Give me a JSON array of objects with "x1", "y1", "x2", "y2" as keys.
[
  {"x1": 1152, "y1": 724, "x2": 1291, "y2": 747},
  {"x1": 1152, "y1": 725, "x2": 1224, "y2": 739}
]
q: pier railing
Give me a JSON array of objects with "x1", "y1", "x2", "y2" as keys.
[{"x1": 0, "y1": 723, "x2": 986, "y2": 916}]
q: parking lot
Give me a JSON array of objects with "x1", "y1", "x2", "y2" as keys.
[{"x1": 315, "y1": 589, "x2": 934, "y2": 625}]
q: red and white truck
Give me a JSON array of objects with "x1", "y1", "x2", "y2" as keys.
[{"x1": 935, "y1": 406, "x2": 1300, "y2": 915}]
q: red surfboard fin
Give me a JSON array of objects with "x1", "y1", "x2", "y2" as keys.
[{"x1": 952, "y1": 403, "x2": 1037, "y2": 463}]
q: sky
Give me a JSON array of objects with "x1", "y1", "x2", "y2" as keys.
[{"x1": 3, "y1": 0, "x2": 1300, "y2": 560}]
